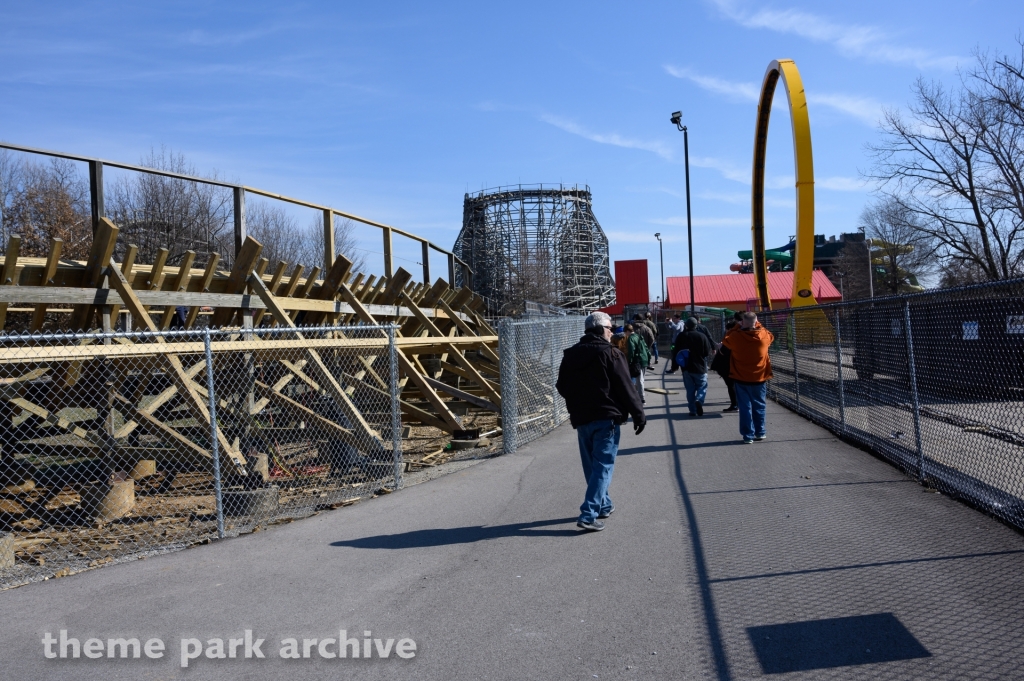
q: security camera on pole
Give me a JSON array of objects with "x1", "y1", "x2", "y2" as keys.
[{"x1": 670, "y1": 111, "x2": 696, "y2": 316}]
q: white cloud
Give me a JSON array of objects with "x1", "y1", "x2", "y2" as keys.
[
  {"x1": 816, "y1": 176, "x2": 866, "y2": 191},
  {"x1": 539, "y1": 114, "x2": 674, "y2": 160},
  {"x1": 663, "y1": 65, "x2": 759, "y2": 101},
  {"x1": 650, "y1": 216, "x2": 751, "y2": 227},
  {"x1": 664, "y1": 65, "x2": 883, "y2": 126},
  {"x1": 707, "y1": 0, "x2": 961, "y2": 69},
  {"x1": 697, "y1": 190, "x2": 793, "y2": 208}
]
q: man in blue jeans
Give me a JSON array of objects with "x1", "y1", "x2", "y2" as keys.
[
  {"x1": 674, "y1": 317, "x2": 714, "y2": 416},
  {"x1": 721, "y1": 312, "x2": 774, "y2": 443},
  {"x1": 556, "y1": 312, "x2": 646, "y2": 531}
]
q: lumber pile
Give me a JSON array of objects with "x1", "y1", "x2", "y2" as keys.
[{"x1": 0, "y1": 219, "x2": 501, "y2": 532}]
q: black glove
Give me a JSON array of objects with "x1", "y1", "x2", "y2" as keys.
[{"x1": 633, "y1": 415, "x2": 646, "y2": 435}]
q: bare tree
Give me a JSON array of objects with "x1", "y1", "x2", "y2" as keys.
[
  {"x1": 860, "y1": 199, "x2": 935, "y2": 294},
  {"x1": 245, "y1": 200, "x2": 304, "y2": 272},
  {"x1": 869, "y1": 47, "x2": 1024, "y2": 283},
  {"x1": 106, "y1": 147, "x2": 233, "y2": 267},
  {"x1": 4, "y1": 157, "x2": 92, "y2": 259},
  {"x1": 300, "y1": 214, "x2": 366, "y2": 274},
  {"x1": 0, "y1": 149, "x2": 23, "y2": 247}
]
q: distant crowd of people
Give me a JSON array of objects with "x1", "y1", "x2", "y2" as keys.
[{"x1": 555, "y1": 308, "x2": 773, "y2": 532}]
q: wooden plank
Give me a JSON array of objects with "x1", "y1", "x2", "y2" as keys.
[
  {"x1": 289, "y1": 265, "x2": 320, "y2": 321},
  {"x1": 421, "y1": 375, "x2": 499, "y2": 412},
  {"x1": 437, "y1": 297, "x2": 500, "y2": 364},
  {"x1": 252, "y1": 380, "x2": 362, "y2": 450},
  {"x1": 69, "y1": 218, "x2": 118, "y2": 331},
  {"x1": 248, "y1": 273, "x2": 385, "y2": 451},
  {"x1": 113, "y1": 392, "x2": 211, "y2": 458},
  {"x1": 0, "y1": 235, "x2": 20, "y2": 330},
  {"x1": 253, "y1": 260, "x2": 288, "y2": 326},
  {"x1": 159, "y1": 250, "x2": 195, "y2": 330},
  {"x1": 107, "y1": 244, "x2": 138, "y2": 326},
  {"x1": 211, "y1": 236, "x2": 263, "y2": 328},
  {"x1": 29, "y1": 238, "x2": 63, "y2": 331},
  {"x1": 342, "y1": 370, "x2": 452, "y2": 432},
  {"x1": 7, "y1": 397, "x2": 94, "y2": 442},
  {"x1": 336, "y1": 279, "x2": 462, "y2": 431},
  {"x1": 185, "y1": 254, "x2": 220, "y2": 327},
  {"x1": 303, "y1": 253, "x2": 351, "y2": 325},
  {"x1": 378, "y1": 267, "x2": 413, "y2": 306},
  {"x1": 107, "y1": 263, "x2": 247, "y2": 472}
]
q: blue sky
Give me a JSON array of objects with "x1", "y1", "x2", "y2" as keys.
[{"x1": 1, "y1": 1, "x2": 1019, "y2": 298}]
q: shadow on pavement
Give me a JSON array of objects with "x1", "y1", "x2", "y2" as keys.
[
  {"x1": 748, "y1": 613, "x2": 931, "y2": 674},
  {"x1": 330, "y1": 518, "x2": 581, "y2": 549}
]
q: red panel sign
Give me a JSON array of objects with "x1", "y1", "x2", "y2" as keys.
[{"x1": 614, "y1": 260, "x2": 650, "y2": 306}]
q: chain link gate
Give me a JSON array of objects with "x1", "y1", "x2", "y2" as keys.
[
  {"x1": 0, "y1": 324, "x2": 401, "y2": 589},
  {"x1": 759, "y1": 277, "x2": 1024, "y2": 530},
  {"x1": 499, "y1": 316, "x2": 587, "y2": 454}
]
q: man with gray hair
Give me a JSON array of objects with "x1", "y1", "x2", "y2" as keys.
[{"x1": 556, "y1": 311, "x2": 646, "y2": 532}]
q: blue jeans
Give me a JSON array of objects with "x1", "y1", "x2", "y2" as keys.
[
  {"x1": 651, "y1": 342, "x2": 659, "y2": 362},
  {"x1": 683, "y1": 372, "x2": 708, "y2": 415},
  {"x1": 576, "y1": 419, "x2": 619, "y2": 523},
  {"x1": 735, "y1": 381, "x2": 767, "y2": 440}
]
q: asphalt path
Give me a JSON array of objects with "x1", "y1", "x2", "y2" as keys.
[{"x1": 2, "y1": 365, "x2": 1023, "y2": 680}]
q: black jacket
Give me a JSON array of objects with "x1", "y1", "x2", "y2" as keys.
[
  {"x1": 556, "y1": 333, "x2": 645, "y2": 428},
  {"x1": 675, "y1": 329, "x2": 713, "y2": 374}
]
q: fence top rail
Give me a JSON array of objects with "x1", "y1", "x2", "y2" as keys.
[
  {"x1": 763, "y1": 275, "x2": 1024, "y2": 314},
  {"x1": 0, "y1": 140, "x2": 469, "y2": 272},
  {"x1": 0, "y1": 323, "x2": 396, "y2": 344}
]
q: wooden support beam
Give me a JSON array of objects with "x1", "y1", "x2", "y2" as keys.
[
  {"x1": 108, "y1": 263, "x2": 247, "y2": 473},
  {"x1": 69, "y1": 218, "x2": 119, "y2": 331},
  {"x1": 0, "y1": 235, "x2": 22, "y2": 330},
  {"x1": 185, "y1": 253, "x2": 220, "y2": 327},
  {"x1": 323, "y1": 208, "x2": 335, "y2": 273},
  {"x1": 303, "y1": 253, "x2": 351, "y2": 326},
  {"x1": 253, "y1": 260, "x2": 288, "y2": 326},
  {"x1": 108, "y1": 244, "x2": 138, "y2": 327},
  {"x1": 382, "y1": 226, "x2": 393, "y2": 280},
  {"x1": 252, "y1": 380, "x2": 361, "y2": 450},
  {"x1": 379, "y1": 267, "x2": 413, "y2": 306},
  {"x1": 421, "y1": 375, "x2": 499, "y2": 412},
  {"x1": 29, "y1": 238, "x2": 63, "y2": 332},
  {"x1": 159, "y1": 250, "x2": 195, "y2": 330},
  {"x1": 211, "y1": 236, "x2": 263, "y2": 328},
  {"x1": 248, "y1": 274, "x2": 385, "y2": 452},
  {"x1": 336, "y1": 279, "x2": 462, "y2": 431}
]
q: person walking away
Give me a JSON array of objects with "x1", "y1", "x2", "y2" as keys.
[
  {"x1": 710, "y1": 319, "x2": 739, "y2": 411},
  {"x1": 721, "y1": 312, "x2": 774, "y2": 444},
  {"x1": 675, "y1": 317, "x2": 713, "y2": 416},
  {"x1": 556, "y1": 312, "x2": 646, "y2": 532},
  {"x1": 632, "y1": 315, "x2": 656, "y2": 370},
  {"x1": 623, "y1": 324, "x2": 650, "y2": 403},
  {"x1": 667, "y1": 313, "x2": 686, "y2": 373},
  {"x1": 643, "y1": 313, "x2": 660, "y2": 364}
]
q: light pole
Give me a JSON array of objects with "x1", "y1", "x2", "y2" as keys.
[
  {"x1": 654, "y1": 232, "x2": 665, "y2": 306},
  {"x1": 670, "y1": 111, "x2": 695, "y2": 315}
]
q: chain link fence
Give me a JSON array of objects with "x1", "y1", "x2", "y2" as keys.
[
  {"x1": 0, "y1": 324, "x2": 400, "y2": 589},
  {"x1": 759, "y1": 278, "x2": 1024, "y2": 529},
  {"x1": 498, "y1": 316, "x2": 587, "y2": 454}
]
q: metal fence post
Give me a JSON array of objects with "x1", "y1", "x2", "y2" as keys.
[
  {"x1": 834, "y1": 309, "x2": 846, "y2": 436},
  {"x1": 903, "y1": 301, "x2": 925, "y2": 481},
  {"x1": 499, "y1": 319, "x2": 518, "y2": 455},
  {"x1": 388, "y1": 324, "x2": 403, "y2": 489},
  {"x1": 202, "y1": 327, "x2": 225, "y2": 539},
  {"x1": 790, "y1": 311, "x2": 800, "y2": 414}
]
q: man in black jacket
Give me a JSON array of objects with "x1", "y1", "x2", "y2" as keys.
[
  {"x1": 556, "y1": 312, "x2": 646, "y2": 532},
  {"x1": 675, "y1": 317, "x2": 714, "y2": 417}
]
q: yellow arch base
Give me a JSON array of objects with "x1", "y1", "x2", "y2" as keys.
[{"x1": 751, "y1": 59, "x2": 817, "y2": 311}]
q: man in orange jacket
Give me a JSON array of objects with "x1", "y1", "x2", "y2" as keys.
[{"x1": 720, "y1": 312, "x2": 774, "y2": 444}]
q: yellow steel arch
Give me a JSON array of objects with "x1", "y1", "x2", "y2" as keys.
[{"x1": 751, "y1": 59, "x2": 816, "y2": 310}]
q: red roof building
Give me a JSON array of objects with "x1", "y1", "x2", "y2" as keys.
[{"x1": 665, "y1": 270, "x2": 842, "y2": 311}]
